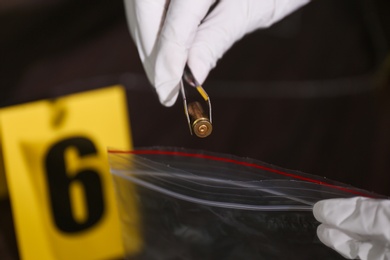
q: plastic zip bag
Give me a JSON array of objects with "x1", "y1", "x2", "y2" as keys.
[{"x1": 109, "y1": 147, "x2": 384, "y2": 259}]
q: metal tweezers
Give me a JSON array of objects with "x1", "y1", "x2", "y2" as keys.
[{"x1": 180, "y1": 66, "x2": 212, "y2": 138}]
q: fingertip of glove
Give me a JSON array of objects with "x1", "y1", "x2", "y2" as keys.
[
  {"x1": 316, "y1": 224, "x2": 326, "y2": 238},
  {"x1": 316, "y1": 225, "x2": 361, "y2": 259},
  {"x1": 156, "y1": 82, "x2": 180, "y2": 107},
  {"x1": 316, "y1": 224, "x2": 337, "y2": 249},
  {"x1": 316, "y1": 225, "x2": 345, "y2": 247},
  {"x1": 160, "y1": 95, "x2": 178, "y2": 107},
  {"x1": 188, "y1": 62, "x2": 209, "y2": 85},
  {"x1": 313, "y1": 201, "x2": 326, "y2": 223},
  {"x1": 188, "y1": 48, "x2": 215, "y2": 84},
  {"x1": 313, "y1": 198, "x2": 358, "y2": 224}
]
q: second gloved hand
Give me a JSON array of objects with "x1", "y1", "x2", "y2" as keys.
[
  {"x1": 313, "y1": 197, "x2": 390, "y2": 260},
  {"x1": 124, "y1": 0, "x2": 310, "y2": 106}
]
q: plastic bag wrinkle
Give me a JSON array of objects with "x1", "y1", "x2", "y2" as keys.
[{"x1": 109, "y1": 147, "x2": 386, "y2": 259}]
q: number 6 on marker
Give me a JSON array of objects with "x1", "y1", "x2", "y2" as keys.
[{"x1": 45, "y1": 136, "x2": 104, "y2": 233}]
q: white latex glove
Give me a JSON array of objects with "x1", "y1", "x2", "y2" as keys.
[
  {"x1": 313, "y1": 197, "x2": 390, "y2": 260},
  {"x1": 124, "y1": 0, "x2": 310, "y2": 106}
]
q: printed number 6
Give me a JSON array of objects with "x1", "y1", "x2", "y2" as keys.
[{"x1": 45, "y1": 137, "x2": 104, "y2": 233}]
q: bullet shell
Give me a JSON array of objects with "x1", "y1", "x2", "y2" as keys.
[{"x1": 187, "y1": 101, "x2": 212, "y2": 138}]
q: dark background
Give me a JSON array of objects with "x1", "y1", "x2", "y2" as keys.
[{"x1": 1, "y1": 0, "x2": 390, "y2": 259}]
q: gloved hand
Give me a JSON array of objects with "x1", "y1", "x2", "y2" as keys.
[
  {"x1": 124, "y1": 0, "x2": 310, "y2": 106},
  {"x1": 313, "y1": 197, "x2": 390, "y2": 260}
]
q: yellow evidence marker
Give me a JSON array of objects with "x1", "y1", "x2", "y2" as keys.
[{"x1": 0, "y1": 86, "x2": 141, "y2": 260}]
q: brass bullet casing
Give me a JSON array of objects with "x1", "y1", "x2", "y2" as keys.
[
  {"x1": 187, "y1": 101, "x2": 213, "y2": 138},
  {"x1": 181, "y1": 66, "x2": 213, "y2": 138},
  {"x1": 192, "y1": 118, "x2": 212, "y2": 138}
]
